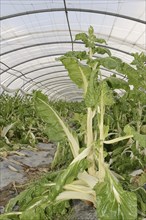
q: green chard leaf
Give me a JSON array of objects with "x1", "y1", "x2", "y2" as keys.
[
  {"x1": 85, "y1": 71, "x2": 98, "y2": 107},
  {"x1": 100, "y1": 57, "x2": 118, "y2": 70},
  {"x1": 20, "y1": 206, "x2": 47, "y2": 220},
  {"x1": 124, "y1": 124, "x2": 146, "y2": 148},
  {"x1": 94, "y1": 47, "x2": 111, "y2": 56},
  {"x1": 75, "y1": 33, "x2": 88, "y2": 45},
  {"x1": 34, "y1": 91, "x2": 79, "y2": 158},
  {"x1": 59, "y1": 56, "x2": 91, "y2": 94},
  {"x1": 51, "y1": 159, "x2": 88, "y2": 200},
  {"x1": 95, "y1": 172, "x2": 137, "y2": 220},
  {"x1": 105, "y1": 76, "x2": 130, "y2": 91},
  {"x1": 134, "y1": 132, "x2": 146, "y2": 148},
  {"x1": 62, "y1": 51, "x2": 88, "y2": 60},
  {"x1": 98, "y1": 81, "x2": 115, "y2": 106}
]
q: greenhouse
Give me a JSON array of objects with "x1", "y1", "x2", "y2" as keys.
[{"x1": 0, "y1": 0, "x2": 146, "y2": 219}]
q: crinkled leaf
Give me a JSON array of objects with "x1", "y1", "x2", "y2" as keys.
[
  {"x1": 117, "y1": 62, "x2": 140, "y2": 88},
  {"x1": 34, "y1": 91, "x2": 65, "y2": 142},
  {"x1": 124, "y1": 124, "x2": 135, "y2": 135},
  {"x1": 62, "y1": 51, "x2": 88, "y2": 60},
  {"x1": 95, "y1": 175, "x2": 137, "y2": 220},
  {"x1": 131, "y1": 52, "x2": 146, "y2": 68},
  {"x1": 34, "y1": 91, "x2": 79, "y2": 158},
  {"x1": 75, "y1": 26, "x2": 96, "y2": 48},
  {"x1": 59, "y1": 57, "x2": 91, "y2": 93},
  {"x1": 85, "y1": 71, "x2": 98, "y2": 107},
  {"x1": 5, "y1": 187, "x2": 35, "y2": 212},
  {"x1": 0, "y1": 215, "x2": 20, "y2": 220},
  {"x1": 51, "y1": 159, "x2": 88, "y2": 200},
  {"x1": 5, "y1": 170, "x2": 62, "y2": 212},
  {"x1": 75, "y1": 26, "x2": 106, "y2": 48},
  {"x1": 134, "y1": 187, "x2": 146, "y2": 216},
  {"x1": 20, "y1": 206, "x2": 47, "y2": 220},
  {"x1": 134, "y1": 132, "x2": 146, "y2": 148},
  {"x1": 98, "y1": 81, "x2": 114, "y2": 106},
  {"x1": 94, "y1": 47, "x2": 111, "y2": 56},
  {"x1": 105, "y1": 76, "x2": 130, "y2": 91},
  {"x1": 100, "y1": 57, "x2": 118, "y2": 70},
  {"x1": 124, "y1": 125, "x2": 146, "y2": 148},
  {"x1": 75, "y1": 33, "x2": 88, "y2": 45},
  {"x1": 95, "y1": 38, "x2": 107, "y2": 44},
  {"x1": 44, "y1": 201, "x2": 71, "y2": 220}
]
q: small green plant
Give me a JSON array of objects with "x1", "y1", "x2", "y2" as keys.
[{"x1": 1, "y1": 26, "x2": 146, "y2": 220}]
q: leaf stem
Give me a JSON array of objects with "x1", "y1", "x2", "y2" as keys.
[{"x1": 98, "y1": 85, "x2": 106, "y2": 182}]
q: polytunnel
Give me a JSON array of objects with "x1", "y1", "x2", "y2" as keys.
[
  {"x1": 0, "y1": 1, "x2": 146, "y2": 220},
  {"x1": 0, "y1": 0, "x2": 145, "y2": 101}
]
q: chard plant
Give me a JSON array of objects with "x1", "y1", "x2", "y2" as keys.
[{"x1": 1, "y1": 26, "x2": 146, "y2": 220}]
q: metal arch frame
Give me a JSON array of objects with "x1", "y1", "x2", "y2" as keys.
[
  {"x1": 66, "y1": 96, "x2": 83, "y2": 102},
  {"x1": 46, "y1": 84, "x2": 80, "y2": 98},
  {"x1": 7, "y1": 62, "x2": 123, "y2": 89},
  {"x1": 24, "y1": 79, "x2": 74, "y2": 92},
  {"x1": 1, "y1": 40, "x2": 133, "y2": 75},
  {"x1": 44, "y1": 71, "x2": 115, "y2": 98},
  {"x1": 54, "y1": 94, "x2": 83, "y2": 102},
  {"x1": 0, "y1": 8, "x2": 145, "y2": 24},
  {"x1": 0, "y1": 53, "x2": 65, "y2": 75},
  {"x1": 51, "y1": 89, "x2": 83, "y2": 101},
  {"x1": 24, "y1": 79, "x2": 72, "y2": 91},
  {"x1": 22, "y1": 68, "x2": 116, "y2": 94},
  {"x1": 44, "y1": 82, "x2": 78, "y2": 95},
  {"x1": 7, "y1": 69, "x2": 67, "y2": 87},
  {"x1": 21, "y1": 63, "x2": 124, "y2": 79},
  {"x1": 21, "y1": 64, "x2": 63, "y2": 75},
  {"x1": 23, "y1": 76, "x2": 71, "y2": 91},
  {"x1": 18, "y1": 64, "x2": 64, "y2": 85},
  {"x1": 63, "y1": 0, "x2": 73, "y2": 51},
  {"x1": 0, "y1": 41, "x2": 132, "y2": 57},
  {"x1": 2, "y1": 30, "x2": 143, "y2": 50},
  {"x1": 1, "y1": 48, "x2": 127, "y2": 82},
  {"x1": 32, "y1": 79, "x2": 74, "y2": 93},
  {"x1": 21, "y1": 67, "x2": 120, "y2": 88}
]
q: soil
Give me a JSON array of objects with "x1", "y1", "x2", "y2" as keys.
[
  {"x1": 0, "y1": 142, "x2": 98, "y2": 219},
  {"x1": 0, "y1": 143, "x2": 56, "y2": 212}
]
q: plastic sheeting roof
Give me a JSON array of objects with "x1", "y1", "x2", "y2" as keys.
[{"x1": 0, "y1": 0, "x2": 146, "y2": 101}]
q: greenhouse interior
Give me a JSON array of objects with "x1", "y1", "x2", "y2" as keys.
[{"x1": 0, "y1": 0, "x2": 146, "y2": 219}]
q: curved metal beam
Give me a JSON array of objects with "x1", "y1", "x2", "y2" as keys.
[
  {"x1": 23, "y1": 76, "x2": 71, "y2": 91},
  {"x1": 22, "y1": 64, "x2": 63, "y2": 75},
  {"x1": 8, "y1": 64, "x2": 123, "y2": 89},
  {"x1": 66, "y1": 96, "x2": 83, "y2": 102},
  {"x1": 0, "y1": 41, "x2": 131, "y2": 57},
  {"x1": 47, "y1": 84, "x2": 79, "y2": 98},
  {"x1": 1, "y1": 41, "x2": 132, "y2": 76},
  {"x1": 51, "y1": 89, "x2": 83, "y2": 101},
  {"x1": 24, "y1": 79, "x2": 72, "y2": 91},
  {"x1": 7, "y1": 69, "x2": 67, "y2": 87},
  {"x1": 0, "y1": 8, "x2": 145, "y2": 24},
  {"x1": 43, "y1": 83, "x2": 76, "y2": 94},
  {"x1": 23, "y1": 69, "x2": 113, "y2": 94},
  {"x1": 2, "y1": 30, "x2": 142, "y2": 51},
  {"x1": 0, "y1": 53, "x2": 64, "y2": 74}
]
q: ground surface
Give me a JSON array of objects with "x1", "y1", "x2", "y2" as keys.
[
  {"x1": 0, "y1": 143, "x2": 98, "y2": 219},
  {"x1": 0, "y1": 143, "x2": 56, "y2": 211}
]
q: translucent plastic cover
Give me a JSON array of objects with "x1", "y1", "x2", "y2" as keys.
[{"x1": 0, "y1": 0, "x2": 145, "y2": 100}]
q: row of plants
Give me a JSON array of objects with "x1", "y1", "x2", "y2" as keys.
[
  {"x1": 0, "y1": 26, "x2": 146, "y2": 219},
  {"x1": 0, "y1": 92, "x2": 84, "y2": 151}
]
